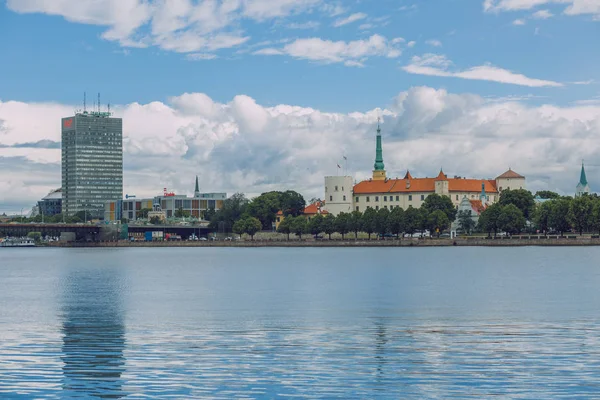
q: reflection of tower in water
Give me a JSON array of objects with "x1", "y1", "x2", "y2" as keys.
[{"x1": 61, "y1": 267, "x2": 126, "y2": 398}]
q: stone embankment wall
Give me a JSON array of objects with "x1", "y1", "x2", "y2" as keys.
[{"x1": 49, "y1": 236, "x2": 600, "y2": 248}]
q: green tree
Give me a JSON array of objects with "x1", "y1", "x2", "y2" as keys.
[
  {"x1": 335, "y1": 212, "x2": 351, "y2": 239},
  {"x1": 120, "y1": 217, "x2": 128, "y2": 224},
  {"x1": 422, "y1": 193, "x2": 457, "y2": 221},
  {"x1": 232, "y1": 219, "x2": 247, "y2": 238},
  {"x1": 549, "y1": 198, "x2": 572, "y2": 235},
  {"x1": 149, "y1": 216, "x2": 162, "y2": 225},
  {"x1": 427, "y1": 210, "x2": 450, "y2": 237},
  {"x1": 497, "y1": 204, "x2": 526, "y2": 235},
  {"x1": 243, "y1": 217, "x2": 262, "y2": 240},
  {"x1": 277, "y1": 217, "x2": 293, "y2": 240},
  {"x1": 210, "y1": 193, "x2": 249, "y2": 232},
  {"x1": 403, "y1": 206, "x2": 421, "y2": 235},
  {"x1": 246, "y1": 191, "x2": 283, "y2": 230},
  {"x1": 590, "y1": 198, "x2": 600, "y2": 235},
  {"x1": 279, "y1": 190, "x2": 306, "y2": 217},
  {"x1": 361, "y1": 207, "x2": 377, "y2": 239},
  {"x1": 175, "y1": 208, "x2": 190, "y2": 218},
  {"x1": 374, "y1": 208, "x2": 390, "y2": 238},
  {"x1": 349, "y1": 210, "x2": 362, "y2": 239},
  {"x1": 291, "y1": 216, "x2": 307, "y2": 239},
  {"x1": 387, "y1": 207, "x2": 405, "y2": 238},
  {"x1": 308, "y1": 214, "x2": 324, "y2": 237},
  {"x1": 535, "y1": 190, "x2": 560, "y2": 200},
  {"x1": 137, "y1": 208, "x2": 152, "y2": 219},
  {"x1": 457, "y1": 210, "x2": 475, "y2": 235},
  {"x1": 478, "y1": 202, "x2": 503, "y2": 237},
  {"x1": 322, "y1": 214, "x2": 337, "y2": 240},
  {"x1": 568, "y1": 195, "x2": 593, "y2": 235},
  {"x1": 499, "y1": 189, "x2": 535, "y2": 220},
  {"x1": 532, "y1": 201, "x2": 553, "y2": 234}
]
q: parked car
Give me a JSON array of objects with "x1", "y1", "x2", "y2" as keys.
[
  {"x1": 199, "y1": 237, "x2": 208, "y2": 241},
  {"x1": 225, "y1": 237, "x2": 233, "y2": 241},
  {"x1": 440, "y1": 232, "x2": 451, "y2": 238}
]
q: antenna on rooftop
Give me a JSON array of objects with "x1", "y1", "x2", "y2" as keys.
[
  {"x1": 83, "y1": 92, "x2": 87, "y2": 113},
  {"x1": 98, "y1": 93, "x2": 101, "y2": 112},
  {"x1": 108, "y1": 101, "x2": 111, "y2": 115}
]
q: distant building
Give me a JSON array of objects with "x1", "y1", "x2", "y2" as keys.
[
  {"x1": 104, "y1": 179, "x2": 227, "y2": 222},
  {"x1": 576, "y1": 162, "x2": 591, "y2": 197},
  {"x1": 451, "y1": 184, "x2": 488, "y2": 232},
  {"x1": 38, "y1": 188, "x2": 62, "y2": 217},
  {"x1": 62, "y1": 109, "x2": 123, "y2": 218},
  {"x1": 330, "y1": 121, "x2": 526, "y2": 214},
  {"x1": 324, "y1": 176, "x2": 353, "y2": 215}
]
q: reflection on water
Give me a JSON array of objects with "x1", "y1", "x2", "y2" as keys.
[
  {"x1": 60, "y1": 266, "x2": 126, "y2": 398},
  {"x1": 3, "y1": 247, "x2": 600, "y2": 398}
]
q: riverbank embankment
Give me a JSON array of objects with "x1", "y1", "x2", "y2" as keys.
[{"x1": 47, "y1": 236, "x2": 600, "y2": 248}]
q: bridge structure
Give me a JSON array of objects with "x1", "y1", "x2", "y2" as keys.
[
  {"x1": 0, "y1": 223, "x2": 216, "y2": 242},
  {"x1": 0, "y1": 223, "x2": 101, "y2": 241}
]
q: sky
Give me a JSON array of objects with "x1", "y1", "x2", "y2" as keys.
[{"x1": 0, "y1": 0, "x2": 599, "y2": 214}]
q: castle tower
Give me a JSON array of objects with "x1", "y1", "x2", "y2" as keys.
[
  {"x1": 576, "y1": 162, "x2": 591, "y2": 197},
  {"x1": 479, "y1": 181, "x2": 487, "y2": 206},
  {"x1": 194, "y1": 176, "x2": 200, "y2": 198},
  {"x1": 372, "y1": 118, "x2": 386, "y2": 181}
]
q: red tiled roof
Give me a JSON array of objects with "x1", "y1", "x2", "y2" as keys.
[
  {"x1": 496, "y1": 169, "x2": 525, "y2": 179},
  {"x1": 469, "y1": 200, "x2": 486, "y2": 215},
  {"x1": 449, "y1": 179, "x2": 498, "y2": 193},
  {"x1": 354, "y1": 178, "x2": 498, "y2": 194},
  {"x1": 303, "y1": 202, "x2": 328, "y2": 215},
  {"x1": 435, "y1": 170, "x2": 448, "y2": 180}
]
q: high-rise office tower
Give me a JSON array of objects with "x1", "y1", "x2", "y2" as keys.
[{"x1": 61, "y1": 108, "x2": 123, "y2": 219}]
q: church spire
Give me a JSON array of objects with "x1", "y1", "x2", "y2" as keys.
[
  {"x1": 580, "y1": 161, "x2": 588, "y2": 186},
  {"x1": 194, "y1": 175, "x2": 200, "y2": 197},
  {"x1": 372, "y1": 118, "x2": 386, "y2": 180}
]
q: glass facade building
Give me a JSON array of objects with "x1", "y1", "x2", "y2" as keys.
[{"x1": 62, "y1": 112, "x2": 123, "y2": 218}]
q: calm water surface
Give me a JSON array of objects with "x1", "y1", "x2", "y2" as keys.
[{"x1": 1, "y1": 247, "x2": 600, "y2": 398}]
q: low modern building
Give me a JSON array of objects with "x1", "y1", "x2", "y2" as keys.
[
  {"x1": 37, "y1": 189, "x2": 63, "y2": 217},
  {"x1": 323, "y1": 121, "x2": 526, "y2": 215},
  {"x1": 104, "y1": 178, "x2": 227, "y2": 222}
]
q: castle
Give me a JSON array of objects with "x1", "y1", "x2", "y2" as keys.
[{"x1": 324, "y1": 122, "x2": 526, "y2": 215}]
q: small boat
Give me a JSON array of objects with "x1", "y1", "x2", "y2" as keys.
[{"x1": 0, "y1": 238, "x2": 36, "y2": 247}]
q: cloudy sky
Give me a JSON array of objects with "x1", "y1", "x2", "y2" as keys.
[{"x1": 0, "y1": 0, "x2": 599, "y2": 214}]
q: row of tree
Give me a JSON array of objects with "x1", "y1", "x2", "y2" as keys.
[{"x1": 275, "y1": 193, "x2": 460, "y2": 240}]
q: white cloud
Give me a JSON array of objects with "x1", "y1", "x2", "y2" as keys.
[
  {"x1": 253, "y1": 34, "x2": 403, "y2": 66},
  {"x1": 333, "y1": 12, "x2": 367, "y2": 27},
  {"x1": 3, "y1": 87, "x2": 600, "y2": 213},
  {"x1": 5, "y1": 0, "x2": 322, "y2": 54},
  {"x1": 358, "y1": 23, "x2": 373, "y2": 30},
  {"x1": 532, "y1": 9, "x2": 554, "y2": 18},
  {"x1": 426, "y1": 39, "x2": 443, "y2": 47},
  {"x1": 402, "y1": 54, "x2": 564, "y2": 87},
  {"x1": 287, "y1": 21, "x2": 320, "y2": 29},
  {"x1": 186, "y1": 53, "x2": 218, "y2": 60},
  {"x1": 513, "y1": 18, "x2": 527, "y2": 24},
  {"x1": 407, "y1": 41, "x2": 417, "y2": 48},
  {"x1": 483, "y1": 0, "x2": 600, "y2": 18}
]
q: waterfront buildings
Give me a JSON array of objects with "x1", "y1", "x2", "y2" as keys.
[
  {"x1": 61, "y1": 110, "x2": 123, "y2": 219},
  {"x1": 104, "y1": 178, "x2": 227, "y2": 222},
  {"x1": 37, "y1": 189, "x2": 62, "y2": 217},
  {"x1": 324, "y1": 121, "x2": 526, "y2": 215},
  {"x1": 576, "y1": 162, "x2": 591, "y2": 197}
]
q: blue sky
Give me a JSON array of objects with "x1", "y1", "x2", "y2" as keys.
[
  {"x1": 0, "y1": 0, "x2": 598, "y2": 111},
  {"x1": 0, "y1": 0, "x2": 599, "y2": 213}
]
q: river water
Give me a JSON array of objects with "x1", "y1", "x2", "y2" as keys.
[{"x1": 1, "y1": 247, "x2": 600, "y2": 398}]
